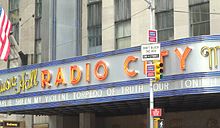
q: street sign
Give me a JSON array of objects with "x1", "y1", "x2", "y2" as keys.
[
  {"x1": 146, "y1": 64, "x2": 155, "y2": 78},
  {"x1": 141, "y1": 44, "x2": 160, "y2": 61},
  {"x1": 151, "y1": 108, "x2": 162, "y2": 117},
  {"x1": 148, "y1": 29, "x2": 157, "y2": 43}
]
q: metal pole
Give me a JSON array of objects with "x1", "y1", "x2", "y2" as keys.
[
  {"x1": 150, "y1": 79, "x2": 154, "y2": 128},
  {"x1": 144, "y1": 0, "x2": 156, "y2": 127},
  {"x1": 149, "y1": 0, "x2": 155, "y2": 29},
  {"x1": 149, "y1": 0, "x2": 155, "y2": 128}
]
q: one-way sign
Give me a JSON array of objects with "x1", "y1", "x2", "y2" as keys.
[{"x1": 141, "y1": 44, "x2": 160, "y2": 61}]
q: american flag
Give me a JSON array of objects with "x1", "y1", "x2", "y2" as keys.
[{"x1": 0, "y1": 7, "x2": 12, "y2": 61}]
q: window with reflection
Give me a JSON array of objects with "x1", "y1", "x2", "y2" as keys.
[
  {"x1": 190, "y1": 0, "x2": 210, "y2": 36},
  {"x1": 115, "y1": 0, "x2": 131, "y2": 49},
  {"x1": 35, "y1": 0, "x2": 42, "y2": 63},
  {"x1": 88, "y1": 0, "x2": 102, "y2": 54},
  {"x1": 155, "y1": 0, "x2": 174, "y2": 42}
]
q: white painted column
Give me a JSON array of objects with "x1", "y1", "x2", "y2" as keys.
[
  {"x1": 131, "y1": 0, "x2": 149, "y2": 47},
  {"x1": 49, "y1": 115, "x2": 63, "y2": 128},
  {"x1": 81, "y1": 0, "x2": 88, "y2": 55},
  {"x1": 41, "y1": 0, "x2": 51, "y2": 62},
  {"x1": 174, "y1": 0, "x2": 190, "y2": 39},
  {"x1": 79, "y1": 113, "x2": 95, "y2": 128},
  {"x1": 102, "y1": 0, "x2": 115, "y2": 52},
  {"x1": 210, "y1": 0, "x2": 220, "y2": 35}
]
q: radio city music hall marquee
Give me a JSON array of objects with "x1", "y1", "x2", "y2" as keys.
[{"x1": 0, "y1": 41, "x2": 219, "y2": 97}]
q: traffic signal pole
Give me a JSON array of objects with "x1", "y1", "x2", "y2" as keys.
[
  {"x1": 148, "y1": 0, "x2": 155, "y2": 128},
  {"x1": 149, "y1": 79, "x2": 154, "y2": 128},
  {"x1": 143, "y1": 0, "x2": 156, "y2": 127}
]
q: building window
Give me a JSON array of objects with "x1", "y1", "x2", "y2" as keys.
[
  {"x1": 190, "y1": 0, "x2": 210, "y2": 36},
  {"x1": 115, "y1": 0, "x2": 131, "y2": 49},
  {"x1": 9, "y1": 0, "x2": 19, "y2": 44},
  {"x1": 88, "y1": 0, "x2": 102, "y2": 54},
  {"x1": 155, "y1": 0, "x2": 174, "y2": 42},
  {"x1": 8, "y1": 0, "x2": 20, "y2": 68},
  {"x1": 35, "y1": 0, "x2": 42, "y2": 63}
]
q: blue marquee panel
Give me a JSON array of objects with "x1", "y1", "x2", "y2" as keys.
[
  {"x1": 0, "y1": 71, "x2": 220, "y2": 112},
  {"x1": 0, "y1": 35, "x2": 220, "y2": 112}
]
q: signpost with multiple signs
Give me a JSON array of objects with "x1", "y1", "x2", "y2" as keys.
[
  {"x1": 141, "y1": 43, "x2": 160, "y2": 61},
  {"x1": 141, "y1": 28, "x2": 163, "y2": 128}
]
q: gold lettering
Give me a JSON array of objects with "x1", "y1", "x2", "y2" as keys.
[
  {"x1": 6, "y1": 122, "x2": 19, "y2": 127},
  {"x1": 201, "y1": 46, "x2": 220, "y2": 69},
  {"x1": 16, "y1": 72, "x2": 26, "y2": 94},
  {"x1": 5, "y1": 79, "x2": 11, "y2": 90},
  {"x1": 0, "y1": 78, "x2": 17, "y2": 93},
  {"x1": 0, "y1": 81, "x2": 5, "y2": 93},
  {"x1": 0, "y1": 82, "x2": 7, "y2": 93},
  {"x1": 0, "y1": 70, "x2": 38, "y2": 94},
  {"x1": 11, "y1": 77, "x2": 17, "y2": 87},
  {"x1": 27, "y1": 69, "x2": 38, "y2": 89},
  {"x1": 16, "y1": 69, "x2": 39, "y2": 94}
]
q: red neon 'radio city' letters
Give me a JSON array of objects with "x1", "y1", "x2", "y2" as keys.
[
  {"x1": 86, "y1": 63, "x2": 91, "y2": 83},
  {"x1": 41, "y1": 70, "x2": 51, "y2": 89},
  {"x1": 94, "y1": 60, "x2": 109, "y2": 81},
  {"x1": 55, "y1": 67, "x2": 66, "y2": 86},
  {"x1": 70, "y1": 65, "x2": 82, "y2": 85},
  {"x1": 175, "y1": 46, "x2": 192, "y2": 71},
  {"x1": 124, "y1": 56, "x2": 138, "y2": 77}
]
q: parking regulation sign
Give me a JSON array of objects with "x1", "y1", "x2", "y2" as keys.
[
  {"x1": 148, "y1": 29, "x2": 157, "y2": 43},
  {"x1": 146, "y1": 64, "x2": 155, "y2": 78},
  {"x1": 141, "y1": 44, "x2": 160, "y2": 61}
]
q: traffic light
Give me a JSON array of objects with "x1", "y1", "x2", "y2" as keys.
[{"x1": 154, "y1": 60, "x2": 163, "y2": 81}]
